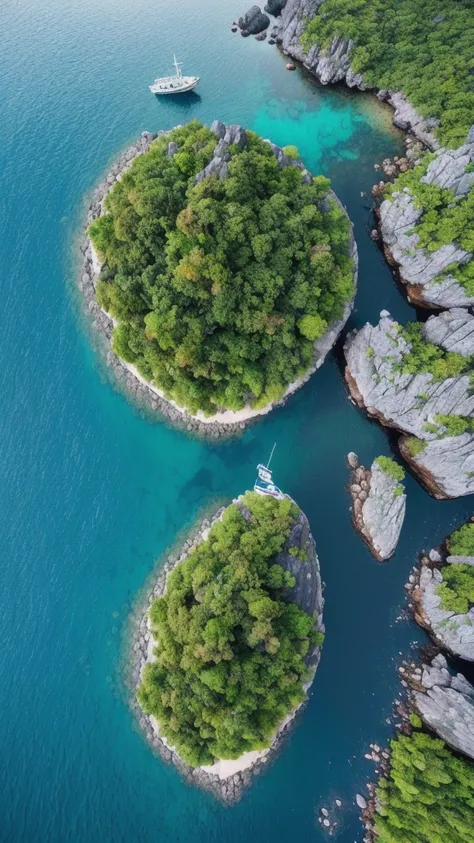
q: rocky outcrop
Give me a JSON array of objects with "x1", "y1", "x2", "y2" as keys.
[
  {"x1": 264, "y1": 0, "x2": 287, "y2": 15},
  {"x1": 130, "y1": 496, "x2": 324, "y2": 803},
  {"x1": 379, "y1": 130, "x2": 474, "y2": 309},
  {"x1": 277, "y1": 0, "x2": 439, "y2": 148},
  {"x1": 348, "y1": 454, "x2": 406, "y2": 561},
  {"x1": 344, "y1": 310, "x2": 474, "y2": 499},
  {"x1": 237, "y1": 6, "x2": 270, "y2": 34},
  {"x1": 411, "y1": 654, "x2": 474, "y2": 760},
  {"x1": 81, "y1": 122, "x2": 357, "y2": 435},
  {"x1": 412, "y1": 556, "x2": 474, "y2": 661}
]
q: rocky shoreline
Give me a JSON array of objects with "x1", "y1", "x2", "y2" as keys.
[
  {"x1": 406, "y1": 545, "x2": 474, "y2": 662},
  {"x1": 127, "y1": 498, "x2": 324, "y2": 803},
  {"x1": 80, "y1": 122, "x2": 357, "y2": 437},
  {"x1": 344, "y1": 309, "x2": 474, "y2": 499},
  {"x1": 271, "y1": 0, "x2": 474, "y2": 311}
]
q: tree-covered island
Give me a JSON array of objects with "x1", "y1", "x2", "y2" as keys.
[
  {"x1": 136, "y1": 492, "x2": 324, "y2": 772},
  {"x1": 89, "y1": 120, "x2": 355, "y2": 417}
]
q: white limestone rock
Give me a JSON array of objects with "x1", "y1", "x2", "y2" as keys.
[
  {"x1": 344, "y1": 310, "x2": 474, "y2": 499},
  {"x1": 422, "y1": 308, "x2": 474, "y2": 356},
  {"x1": 417, "y1": 562, "x2": 474, "y2": 660},
  {"x1": 350, "y1": 460, "x2": 406, "y2": 560},
  {"x1": 413, "y1": 655, "x2": 474, "y2": 760},
  {"x1": 379, "y1": 130, "x2": 474, "y2": 308}
]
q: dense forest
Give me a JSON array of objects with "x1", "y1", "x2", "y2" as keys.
[
  {"x1": 302, "y1": 0, "x2": 474, "y2": 294},
  {"x1": 89, "y1": 121, "x2": 353, "y2": 415},
  {"x1": 375, "y1": 730, "x2": 474, "y2": 843},
  {"x1": 301, "y1": 0, "x2": 474, "y2": 147},
  {"x1": 137, "y1": 493, "x2": 322, "y2": 766}
]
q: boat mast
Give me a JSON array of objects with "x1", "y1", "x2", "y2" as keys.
[
  {"x1": 267, "y1": 442, "x2": 276, "y2": 469},
  {"x1": 173, "y1": 54, "x2": 183, "y2": 78}
]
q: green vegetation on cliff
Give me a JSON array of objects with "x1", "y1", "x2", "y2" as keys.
[
  {"x1": 448, "y1": 522, "x2": 474, "y2": 556},
  {"x1": 301, "y1": 0, "x2": 474, "y2": 295},
  {"x1": 435, "y1": 521, "x2": 474, "y2": 613},
  {"x1": 89, "y1": 120, "x2": 353, "y2": 415},
  {"x1": 385, "y1": 162, "x2": 474, "y2": 294},
  {"x1": 398, "y1": 323, "x2": 471, "y2": 381},
  {"x1": 375, "y1": 731, "x2": 474, "y2": 843},
  {"x1": 301, "y1": 0, "x2": 474, "y2": 146},
  {"x1": 137, "y1": 493, "x2": 321, "y2": 766},
  {"x1": 375, "y1": 455, "x2": 405, "y2": 482}
]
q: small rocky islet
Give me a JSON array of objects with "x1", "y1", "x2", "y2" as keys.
[
  {"x1": 130, "y1": 490, "x2": 324, "y2": 802},
  {"x1": 347, "y1": 452, "x2": 406, "y2": 561}
]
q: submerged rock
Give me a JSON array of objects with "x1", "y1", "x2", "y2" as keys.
[
  {"x1": 349, "y1": 457, "x2": 406, "y2": 561},
  {"x1": 413, "y1": 654, "x2": 474, "y2": 760},
  {"x1": 344, "y1": 309, "x2": 474, "y2": 499}
]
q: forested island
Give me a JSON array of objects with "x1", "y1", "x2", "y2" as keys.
[
  {"x1": 87, "y1": 120, "x2": 356, "y2": 426},
  {"x1": 133, "y1": 491, "x2": 324, "y2": 800}
]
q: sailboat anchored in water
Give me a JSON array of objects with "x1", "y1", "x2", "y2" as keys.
[
  {"x1": 149, "y1": 55, "x2": 200, "y2": 95},
  {"x1": 254, "y1": 444, "x2": 284, "y2": 500}
]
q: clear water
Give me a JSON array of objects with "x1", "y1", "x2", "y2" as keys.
[{"x1": 0, "y1": 1, "x2": 471, "y2": 841}]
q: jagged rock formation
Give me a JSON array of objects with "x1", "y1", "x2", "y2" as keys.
[
  {"x1": 264, "y1": 0, "x2": 287, "y2": 14},
  {"x1": 413, "y1": 557, "x2": 474, "y2": 661},
  {"x1": 411, "y1": 654, "x2": 474, "y2": 760},
  {"x1": 131, "y1": 496, "x2": 324, "y2": 802},
  {"x1": 277, "y1": 0, "x2": 439, "y2": 148},
  {"x1": 344, "y1": 309, "x2": 474, "y2": 499},
  {"x1": 422, "y1": 308, "x2": 474, "y2": 355},
  {"x1": 348, "y1": 454, "x2": 406, "y2": 561},
  {"x1": 82, "y1": 121, "x2": 357, "y2": 433},
  {"x1": 237, "y1": 5, "x2": 270, "y2": 34},
  {"x1": 380, "y1": 130, "x2": 474, "y2": 309}
]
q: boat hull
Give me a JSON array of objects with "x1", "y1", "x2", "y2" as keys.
[{"x1": 149, "y1": 77, "x2": 200, "y2": 95}]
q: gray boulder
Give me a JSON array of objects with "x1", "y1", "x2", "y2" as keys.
[
  {"x1": 344, "y1": 310, "x2": 474, "y2": 499},
  {"x1": 264, "y1": 0, "x2": 287, "y2": 14},
  {"x1": 413, "y1": 655, "x2": 474, "y2": 760},
  {"x1": 238, "y1": 6, "x2": 270, "y2": 34}
]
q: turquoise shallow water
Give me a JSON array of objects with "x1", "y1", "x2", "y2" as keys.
[{"x1": 0, "y1": 1, "x2": 472, "y2": 841}]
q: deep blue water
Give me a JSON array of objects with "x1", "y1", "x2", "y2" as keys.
[{"x1": 0, "y1": 1, "x2": 472, "y2": 841}]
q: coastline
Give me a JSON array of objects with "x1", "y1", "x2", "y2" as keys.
[
  {"x1": 79, "y1": 128, "x2": 358, "y2": 437},
  {"x1": 127, "y1": 498, "x2": 324, "y2": 803}
]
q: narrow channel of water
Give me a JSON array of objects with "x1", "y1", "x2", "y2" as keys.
[{"x1": 0, "y1": 1, "x2": 471, "y2": 841}]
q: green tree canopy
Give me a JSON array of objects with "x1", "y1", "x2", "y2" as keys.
[
  {"x1": 375, "y1": 731, "x2": 474, "y2": 843},
  {"x1": 137, "y1": 493, "x2": 321, "y2": 766},
  {"x1": 89, "y1": 121, "x2": 353, "y2": 415}
]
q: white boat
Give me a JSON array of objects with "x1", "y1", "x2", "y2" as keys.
[
  {"x1": 149, "y1": 55, "x2": 199, "y2": 95},
  {"x1": 254, "y1": 444, "x2": 285, "y2": 500}
]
